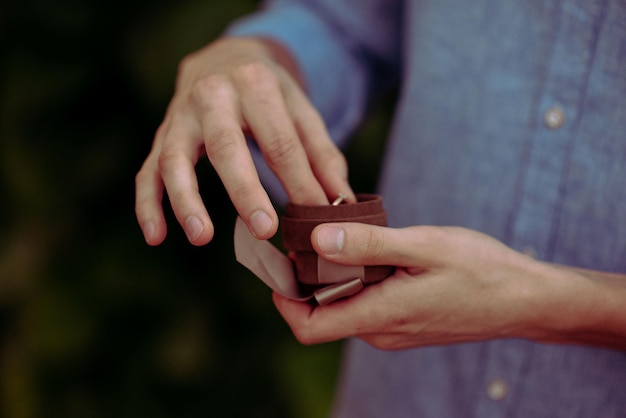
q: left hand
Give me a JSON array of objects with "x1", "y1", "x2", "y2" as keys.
[
  {"x1": 134, "y1": 37, "x2": 354, "y2": 246},
  {"x1": 273, "y1": 222, "x2": 587, "y2": 350}
]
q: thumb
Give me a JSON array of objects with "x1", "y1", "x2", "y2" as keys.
[{"x1": 310, "y1": 223, "x2": 421, "y2": 267}]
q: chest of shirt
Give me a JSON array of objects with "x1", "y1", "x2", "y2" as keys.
[{"x1": 380, "y1": 0, "x2": 626, "y2": 271}]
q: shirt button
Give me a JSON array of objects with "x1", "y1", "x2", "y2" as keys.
[
  {"x1": 486, "y1": 379, "x2": 508, "y2": 401},
  {"x1": 544, "y1": 106, "x2": 566, "y2": 129}
]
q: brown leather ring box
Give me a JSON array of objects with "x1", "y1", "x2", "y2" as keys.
[{"x1": 282, "y1": 194, "x2": 394, "y2": 287}]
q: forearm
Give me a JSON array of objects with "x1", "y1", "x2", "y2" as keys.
[{"x1": 521, "y1": 260, "x2": 626, "y2": 350}]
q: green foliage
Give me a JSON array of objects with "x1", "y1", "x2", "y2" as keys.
[{"x1": 0, "y1": 0, "x2": 391, "y2": 417}]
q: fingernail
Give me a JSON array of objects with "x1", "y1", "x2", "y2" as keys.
[
  {"x1": 317, "y1": 226, "x2": 345, "y2": 255},
  {"x1": 143, "y1": 221, "x2": 156, "y2": 242},
  {"x1": 185, "y1": 215, "x2": 204, "y2": 241},
  {"x1": 250, "y1": 210, "x2": 273, "y2": 237}
]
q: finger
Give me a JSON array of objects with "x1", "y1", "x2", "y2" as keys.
[
  {"x1": 272, "y1": 292, "x2": 362, "y2": 344},
  {"x1": 311, "y1": 223, "x2": 452, "y2": 268},
  {"x1": 158, "y1": 117, "x2": 215, "y2": 245},
  {"x1": 288, "y1": 84, "x2": 356, "y2": 203},
  {"x1": 135, "y1": 154, "x2": 168, "y2": 245},
  {"x1": 236, "y1": 63, "x2": 328, "y2": 205},
  {"x1": 193, "y1": 80, "x2": 279, "y2": 239},
  {"x1": 272, "y1": 281, "x2": 400, "y2": 345}
]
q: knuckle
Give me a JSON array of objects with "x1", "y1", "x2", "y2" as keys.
[
  {"x1": 263, "y1": 134, "x2": 301, "y2": 167},
  {"x1": 177, "y1": 54, "x2": 193, "y2": 78},
  {"x1": 157, "y1": 148, "x2": 183, "y2": 174},
  {"x1": 178, "y1": 51, "x2": 198, "y2": 73},
  {"x1": 205, "y1": 129, "x2": 239, "y2": 160},
  {"x1": 191, "y1": 75, "x2": 233, "y2": 107},
  {"x1": 175, "y1": 53, "x2": 201, "y2": 91},
  {"x1": 361, "y1": 228, "x2": 387, "y2": 262},
  {"x1": 232, "y1": 61, "x2": 278, "y2": 89},
  {"x1": 134, "y1": 166, "x2": 151, "y2": 187},
  {"x1": 228, "y1": 181, "x2": 256, "y2": 205}
]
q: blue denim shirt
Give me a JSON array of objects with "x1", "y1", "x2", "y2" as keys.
[{"x1": 228, "y1": 1, "x2": 626, "y2": 416}]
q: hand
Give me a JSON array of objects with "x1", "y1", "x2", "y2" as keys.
[
  {"x1": 273, "y1": 222, "x2": 599, "y2": 350},
  {"x1": 135, "y1": 37, "x2": 354, "y2": 246}
]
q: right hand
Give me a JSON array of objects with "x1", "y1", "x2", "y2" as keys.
[{"x1": 135, "y1": 37, "x2": 355, "y2": 246}]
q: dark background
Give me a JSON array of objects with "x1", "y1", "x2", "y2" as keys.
[{"x1": 0, "y1": 1, "x2": 391, "y2": 417}]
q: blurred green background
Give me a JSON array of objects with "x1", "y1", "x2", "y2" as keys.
[{"x1": 0, "y1": 0, "x2": 391, "y2": 417}]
